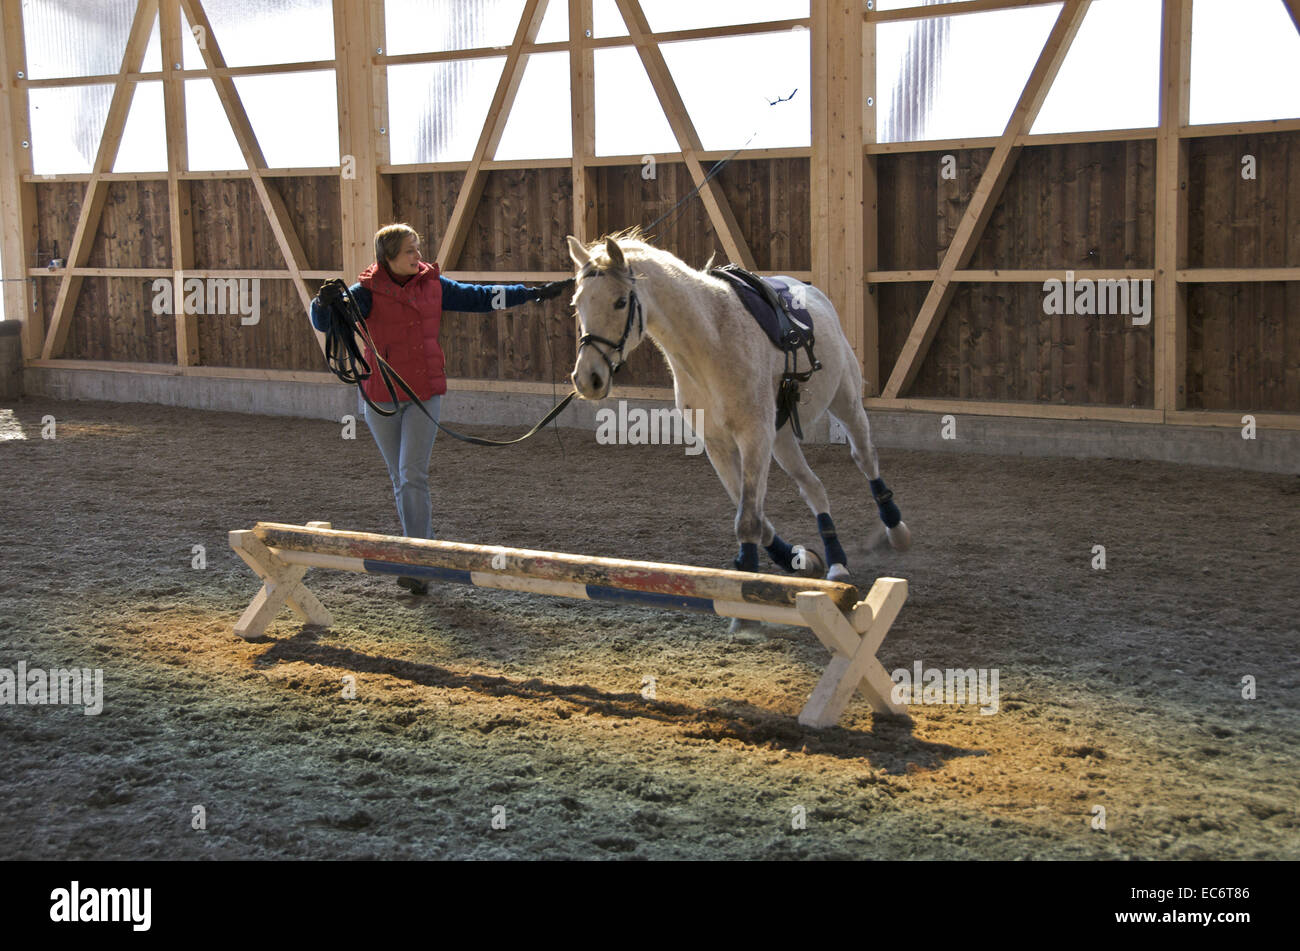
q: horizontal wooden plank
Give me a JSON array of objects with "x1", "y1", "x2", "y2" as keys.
[
  {"x1": 1177, "y1": 268, "x2": 1300, "y2": 283},
  {"x1": 869, "y1": 269, "x2": 1157, "y2": 283},
  {"x1": 865, "y1": 396, "x2": 1165, "y2": 423}
]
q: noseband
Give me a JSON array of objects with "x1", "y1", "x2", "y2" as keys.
[{"x1": 575, "y1": 266, "x2": 644, "y2": 379}]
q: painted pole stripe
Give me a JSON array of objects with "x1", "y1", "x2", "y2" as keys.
[
  {"x1": 364, "y1": 559, "x2": 472, "y2": 585},
  {"x1": 253, "y1": 522, "x2": 859, "y2": 611}
]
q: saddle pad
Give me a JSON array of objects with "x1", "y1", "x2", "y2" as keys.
[{"x1": 713, "y1": 271, "x2": 813, "y2": 352}]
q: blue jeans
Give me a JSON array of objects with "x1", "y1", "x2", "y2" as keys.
[{"x1": 361, "y1": 393, "x2": 441, "y2": 540}]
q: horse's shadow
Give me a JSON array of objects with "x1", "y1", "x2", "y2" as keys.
[{"x1": 251, "y1": 626, "x2": 983, "y2": 769}]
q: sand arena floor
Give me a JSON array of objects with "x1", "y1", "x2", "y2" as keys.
[{"x1": 1, "y1": 397, "x2": 1296, "y2": 859}]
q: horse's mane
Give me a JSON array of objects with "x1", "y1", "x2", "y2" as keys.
[{"x1": 580, "y1": 226, "x2": 668, "y2": 275}]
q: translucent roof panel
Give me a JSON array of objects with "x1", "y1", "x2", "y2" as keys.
[
  {"x1": 183, "y1": 0, "x2": 334, "y2": 68},
  {"x1": 1031, "y1": 0, "x2": 1160, "y2": 134},
  {"x1": 593, "y1": 47, "x2": 677, "y2": 155},
  {"x1": 1190, "y1": 0, "x2": 1300, "y2": 125},
  {"x1": 661, "y1": 31, "x2": 810, "y2": 150},
  {"x1": 388, "y1": 58, "x2": 507, "y2": 163},
  {"x1": 23, "y1": 0, "x2": 140, "y2": 79},
  {"x1": 638, "y1": 0, "x2": 808, "y2": 32},
  {"x1": 185, "y1": 79, "x2": 247, "y2": 171},
  {"x1": 494, "y1": 52, "x2": 573, "y2": 160},
  {"x1": 113, "y1": 81, "x2": 167, "y2": 172},
  {"x1": 876, "y1": 3, "x2": 1063, "y2": 143},
  {"x1": 28, "y1": 84, "x2": 114, "y2": 174},
  {"x1": 232, "y1": 71, "x2": 339, "y2": 167},
  {"x1": 385, "y1": 0, "x2": 528, "y2": 55},
  {"x1": 535, "y1": 0, "x2": 569, "y2": 43},
  {"x1": 594, "y1": 0, "x2": 629, "y2": 38}
]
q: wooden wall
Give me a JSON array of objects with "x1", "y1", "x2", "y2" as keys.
[
  {"x1": 23, "y1": 134, "x2": 1297, "y2": 414},
  {"x1": 877, "y1": 141, "x2": 1157, "y2": 407},
  {"x1": 1185, "y1": 133, "x2": 1300, "y2": 412},
  {"x1": 32, "y1": 176, "x2": 337, "y2": 369}
]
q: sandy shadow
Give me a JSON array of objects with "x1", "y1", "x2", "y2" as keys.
[{"x1": 251, "y1": 626, "x2": 983, "y2": 767}]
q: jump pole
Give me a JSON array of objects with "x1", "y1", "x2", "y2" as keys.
[{"x1": 229, "y1": 521, "x2": 910, "y2": 728}]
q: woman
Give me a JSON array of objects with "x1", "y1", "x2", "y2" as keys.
[{"x1": 310, "y1": 223, "x2": 571, "y2": 595}]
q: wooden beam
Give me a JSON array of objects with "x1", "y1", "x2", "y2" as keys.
[
  {"x1": 0, "y1": 0, "x2": 38, "y2": 358},
  {"x1": 569, "y1": 0, "x2": 597, "y2": 243},
  {"x1": 865, "y1": 396, "x2": 1165, "y2": 424},
  {"x1": 811, "y1": 1, "x2": 866, "y2": 385},
  {"x1": 42, "y1": 0, "x2": 159, "y2": 359},
  {"x1": 869, "y1": 268, "x2": 1157, "y2": 283},
  {"x1": 614, "y1": 0, "x2": 756, "y2": 269},
  {"x1": 179, "y1": 0, "x2": 313, "y2": 313},
  {"x1": 880, "y1": 0, "x2": 1091, "y2": 398},
  {"x1": 1154, "y1": 0, "x2": 1191, "y2": 411},
  {"x1": 437, "y1": 0, "x2": 549, "y2": 269},
  {"x1": 1177, "y1": 267, "x2": 1300, "y2": 283},
  {"x1": 862, "y1": 11, "x2": 879, "y2": 394},
  {"x1": 160, "y1": 0, "x2": 198, "y2": 367}
]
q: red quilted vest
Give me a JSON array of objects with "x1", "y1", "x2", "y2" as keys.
[{"x1": 357, "y1": 260, "x2": 446, "y2": 403}]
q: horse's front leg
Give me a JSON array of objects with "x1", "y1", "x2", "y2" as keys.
[{"x1": 730, "y1": 426, "x2": 775, "y2": 573}]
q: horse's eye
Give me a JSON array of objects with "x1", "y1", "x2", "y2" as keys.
[{"x1": 614, "y1": 297, "x2": 627, "y2": 309}]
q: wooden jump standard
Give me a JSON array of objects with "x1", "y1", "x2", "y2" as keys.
[{"x1": 229, "y1": 521, "x2": 910, "y2": 729}]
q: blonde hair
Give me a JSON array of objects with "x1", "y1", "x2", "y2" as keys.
[{"x1": 375, "y1": 223, "x2": 421, "y2": 267}]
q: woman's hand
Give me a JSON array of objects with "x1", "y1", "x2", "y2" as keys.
[{"x1": 531, "y1": 278, "x2": 575, "y2": 302}]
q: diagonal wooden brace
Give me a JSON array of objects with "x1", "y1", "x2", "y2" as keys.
[
  {"x1": 228, "y1": 522, "x2": 333, "y2": 639},
  {"x1": 796, "y1": 578, "x2": 909, "y2": 728}
]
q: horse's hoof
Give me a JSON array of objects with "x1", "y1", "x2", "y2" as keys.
[
  {"x1": 728, "y1": 616, "x2": 765, "y2": 643},
  {"x1": 790, "y1": 545, "x2": 826, "y2": 578},
  {"x1": 887, "y1": 521, "x2": 912, "y2": 553},
  {"x1": 826, "y1": 562, "x2": 851, "y2": 584}
]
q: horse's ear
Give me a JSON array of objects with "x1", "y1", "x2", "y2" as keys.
[
  {"x1": 566, "y1": 235, "x2": 591, "y2": 269},
  {"x1": 605, "y1": 237, "x2": 626, "y2": 272}
]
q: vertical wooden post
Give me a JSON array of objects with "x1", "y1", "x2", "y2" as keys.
[
  {"x1": 1155, "y1": 0, "x2": 1191, "y2": 413},
  {"x1": 0, "y1": 0, "x2": 38, "y2": 358},
  {"x1": 811, "y1": 0, "x2": 865, "y2": 377},
  {"x1": 335, "y1": 0, "x2": 384, "y2": 283},
  {"x1": 861, "y1": 11, "x2": 879, "y2": 395},
  {"x1": 160, "y1": 0, "x2": 197, "y2": 366},
  {"x1": 569, "y1": 0, "x2": 596, "y2": 243}
]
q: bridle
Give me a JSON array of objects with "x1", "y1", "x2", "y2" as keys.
[{"x1": 574, "y1": 264, "x2": 644, "y2": 380}]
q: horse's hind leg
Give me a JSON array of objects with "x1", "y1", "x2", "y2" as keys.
[
  {"x1": 772, "y1": 427, "x2": 851, "y2": 582},
  {"x1": 828, "y1": 382, "x2": 911, "y2": 552}
]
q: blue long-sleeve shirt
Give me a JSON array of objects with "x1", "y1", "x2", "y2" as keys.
[{"x1": 310, "y1": 277, "x2": 535, "y2": 332}]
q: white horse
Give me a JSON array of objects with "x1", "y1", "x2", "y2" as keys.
[{"x1": 565, "y1": 232, "x2": 910, "y2": 596}]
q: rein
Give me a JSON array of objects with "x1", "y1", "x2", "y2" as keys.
[
  {"x1": 574, "y1": 265, "x2": 643, "y2": 380},
  {"x1": 319, "y1": 278, "x2": 576, "y2": 447}
]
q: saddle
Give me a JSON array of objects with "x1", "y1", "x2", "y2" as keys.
[{"x1": 710, "y1": 264, "x2": 822, "y2": 438}]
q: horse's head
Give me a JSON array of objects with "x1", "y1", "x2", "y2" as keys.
[{"x1": 566, "y1": 234, "x2": 645, "y2": 400}]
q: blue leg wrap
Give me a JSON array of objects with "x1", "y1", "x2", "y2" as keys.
[
  {"x1": 765, "y1": 535, "x2": 796, "y2": 572},
  {"x1": 734, "y1": 542, "x2": 759, "y2": 572},
  {"x1": 816, "y1": 513, "x2": 847, "y2": 568},
  {"x1": 870, "y1": 478, "x2": 902, "y2": 528}
]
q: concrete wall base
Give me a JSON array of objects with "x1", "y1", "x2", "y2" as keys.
[{"x1": 16, "y1": 365, "x2": 1298, "y2": 474}]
